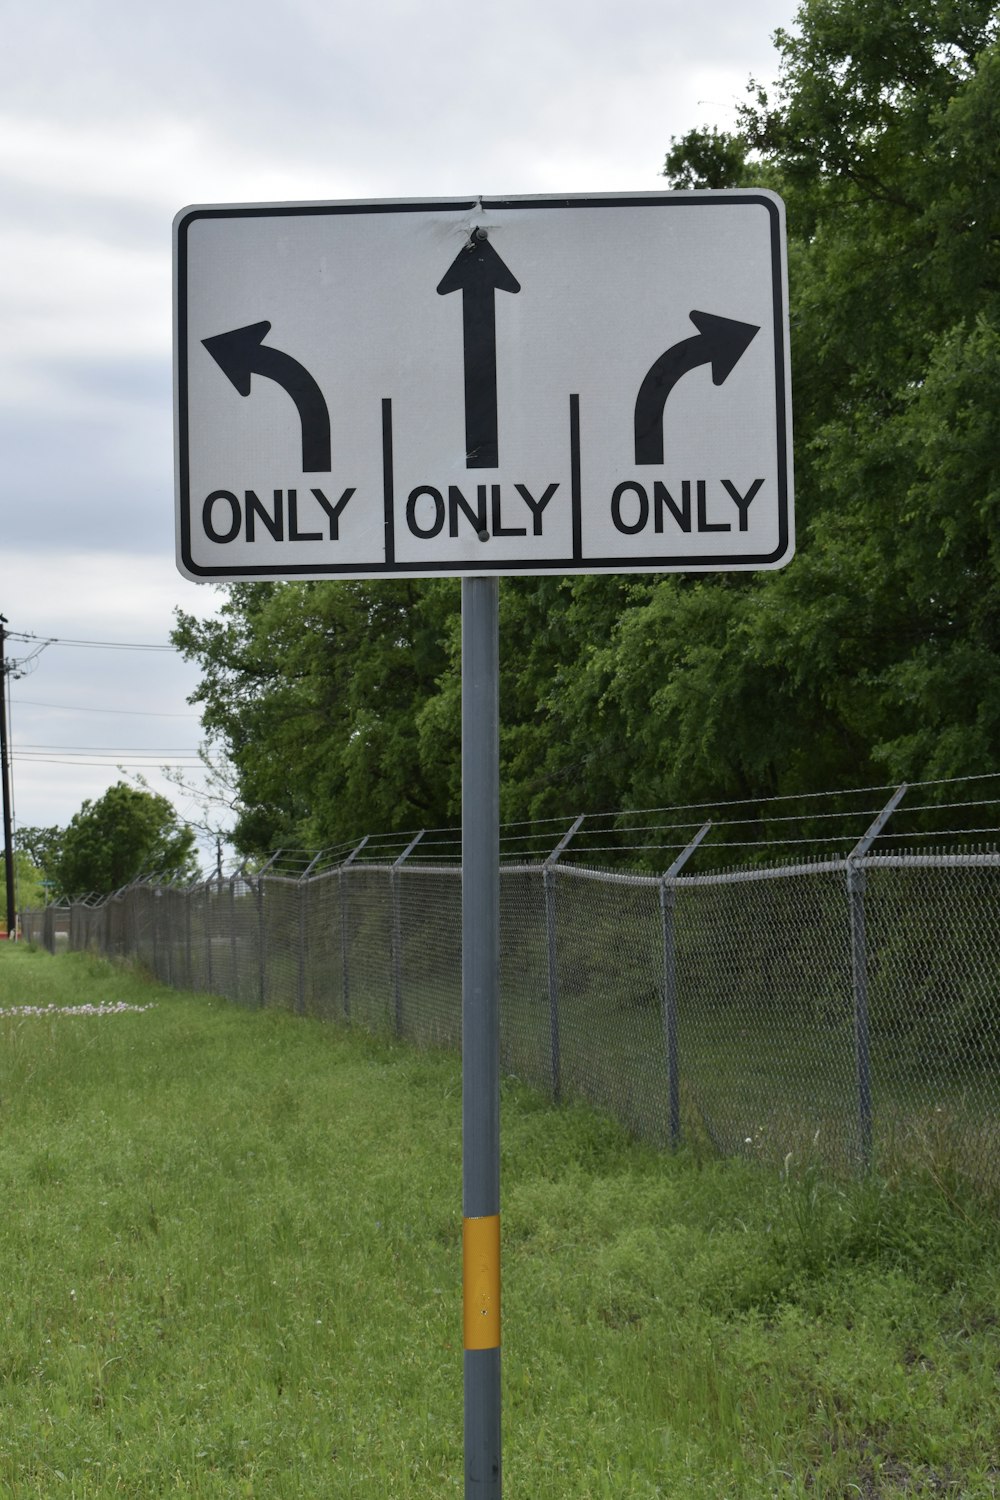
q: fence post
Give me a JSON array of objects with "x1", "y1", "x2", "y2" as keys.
[
  {"x1": 185, "y1": 884, "x2": 193, "y2": 988},
  {"x1": 338, "y1": 871, "x2": 347, "y2": 1019},
  {"x1": 543, "y1": 815, "x2": 585, "y2": 1104},
  {"x1": 229, "y1": 875, "x2": 239, "y2": 1002},
  {"x1": 205, "y1": 880, "x2": 215, "y2": 994},
  {"x1": 150, "y1": 885, "x2": 161, "y2": 977},
  {"x1": 253, "y1": 852, "x2": 280, "y2": 1010},
  {"x1": 296, "y1": 852, "x2": 325, "y2": 1016},
  {"x1": 256, "y1": 878, "x2": 266, "y2": 1007},
  {"x1": 660, "y1": 821, "x2": 712, "y2": 1150},
  {"x1": 297, "y1": 880, "x2": 307, "y2": 1015},
  {"x1": 391, "y1": 831, "x2": 425, "y2": 1038},
  {"x1": 339, "y1": 836, "x2": 370, "y2": 1021},
  {"x1": 846, "y1": 785, "x2": 907, "y2": 1170},
  {"x1": 165, "y1": 887, "x2": 175, "y2": 987},
  {"x1": 149, "y1": 884, "x2": 158, "y2": 976}
]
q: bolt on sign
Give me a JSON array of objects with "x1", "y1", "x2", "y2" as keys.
[{"x1": 173, "y1": 192, "x2": 793, "y2": 582}]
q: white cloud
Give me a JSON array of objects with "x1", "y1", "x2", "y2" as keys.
[
  {"x1": 5, "y1": 547, "x2": 220, "y2": 836},
  {"x1": 0, "y1": 228, "x2": 168, "y2": 390},
  {"x1": 1, "y1": 0, "x2": 797, "y2": 842}
]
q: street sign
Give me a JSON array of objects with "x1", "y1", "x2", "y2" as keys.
[{"x1": 174, "y1": 192, "x2": 793, "y2": 580}]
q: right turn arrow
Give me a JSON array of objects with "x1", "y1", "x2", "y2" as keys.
[{"x1": 634, "y1": 310, "x2": 760, "y2": 466}]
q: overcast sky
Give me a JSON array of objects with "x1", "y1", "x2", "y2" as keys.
[{"x1": 1, "y1": 0, "x2": 796, "y2": 871}]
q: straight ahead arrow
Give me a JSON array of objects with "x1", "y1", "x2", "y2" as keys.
[
  {"x1": 202, "y1": 321, "x2": 332, "y2": 473},
  {"x1": 634, "y1": 310, "x2": 760, "y2": 466},
  {"x1": 437, "y1": 234, "x2": 521, "y2": 469}
]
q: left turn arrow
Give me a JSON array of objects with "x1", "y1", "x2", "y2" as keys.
[{"x1": 202, "y1": 321, "x2": 332, "y2": 473}]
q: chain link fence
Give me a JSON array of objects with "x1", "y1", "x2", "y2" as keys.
[{"x1": 22, "y1": 825, "x2": 1000, "y2": 1194}]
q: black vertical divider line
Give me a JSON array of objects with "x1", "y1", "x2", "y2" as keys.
[
  {"x1": 382, "y1": 398, "x2": 395, "y2": 565},
  {"x1": 570, "y1": 394, "x2": 582, "y2": 562}
]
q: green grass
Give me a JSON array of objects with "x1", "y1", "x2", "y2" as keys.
[{"x1": 1, "y1": 945, "x2": 999, "y2": 1497}]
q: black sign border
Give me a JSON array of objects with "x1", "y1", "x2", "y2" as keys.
[{"x1": 175, "y1": 193, "x2": 792, "y2": 579}]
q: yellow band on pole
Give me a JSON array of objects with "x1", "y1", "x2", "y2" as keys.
[{"x1": 463, "y1": 1214, "x2": 501, "y2": 1350}]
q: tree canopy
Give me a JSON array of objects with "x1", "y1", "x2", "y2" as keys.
[
  {"x1": 174, "y1": 0, "x2": 1000, "y2": 855},
  {"x1": 50, "y1": 783, "x2": 198, "y2": 897},
  {"x1": 657, "y1": 0, "x2": 1000, "y2": 792},
  {"x1": 1, "y1": 849, "x2": 44, "y2": 928},
  {"x1": 14, "y1": 825, "x2": 63, "y2": 882}
]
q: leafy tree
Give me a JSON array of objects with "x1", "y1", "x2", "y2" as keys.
[
  {"x1": 176, "y1": 0, "x2": 1000, "y2": 851},
  {"x1": 173, "y1": 581, "x2": 460, "y2": 852},
  {"x1": 1, "y1": 849, "x2": 44, "y2": 926},
  {"x1": 582, "y1": 0, "x2": 1000, "y2": 808},
  {"x1": 662, "y1": 126, "x2": 748, "y2": 189},
  {"x1": 174, "y1": 574, "x2": 653, "y2": 852},
  {"x1": 52, "y1": 783, "x2": 198, "y2": 896},
  {"x1": 14, "y1": 825, "x2": 63, "y2": 883}
]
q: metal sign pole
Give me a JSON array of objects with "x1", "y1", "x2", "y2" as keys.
[
  {"x1": 461, "y1": 575, "x2": 501, "y2": 1496},
  {"x1": 174, "y1": 191, "x2": 793, "y2": 1498}
]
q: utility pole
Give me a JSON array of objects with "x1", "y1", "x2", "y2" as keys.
[{"x1": 0, "y1": 617, "x2": 16, "y2": 939}]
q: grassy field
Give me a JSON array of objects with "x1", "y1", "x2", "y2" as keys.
[{"x1": 0, "y1": 945, "x2": 998, "y2": 1497}]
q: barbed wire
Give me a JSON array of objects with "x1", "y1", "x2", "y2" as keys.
[{"x1": 217, "y1": 773, "x2": 1000, "y2": 880}]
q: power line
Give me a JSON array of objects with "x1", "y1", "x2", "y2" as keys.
[
  {"x1": 16, "y1": 744, "x2": 202, "y2": 753},
  {"x1": 6, "y1": 632, "x2": 176, "y2": 652},
  {"x1": 10, "y1": 697, "x2": 199, "y2": 718},
  {"x1": 16, "y1": 755, "x2": 205, "y2": 766}
]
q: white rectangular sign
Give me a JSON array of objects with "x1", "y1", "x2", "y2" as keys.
[{"x1": 174, "y1": 192, "x2": 793, "y2": 580}]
